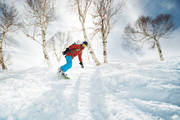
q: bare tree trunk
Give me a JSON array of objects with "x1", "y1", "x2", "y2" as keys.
[
  {"x1": 155, "y1": 38, "x2": 164, "y2": 61},
  {"x1": 42, "y1": 29, "x2": 50, "y2": 65},
  {"x1": 82, "y1": 23, "x2": 100, "y2": 66},
  {"x1": 101, "y1": 19, "x2": 108, "y2": 64},
  {"x1": 75, "y1": 0, "x2": 100, "y2": 66},
  {"x1": 103, "y1": 39, "x2": 108, "y2": 63},
  {"x1": 0, "y1": 32, "x2": 7, "y2": 70},
  {"x1": 52, "y1": 41, "x2": 60, "y2": 62},
  {"x1": 52, "y1": 39, "x2": 61, "y2": 62}
]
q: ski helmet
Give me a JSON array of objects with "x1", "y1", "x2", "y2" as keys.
[{"x1": 82, "y1": 41, "x2": 88, "y2": 46}]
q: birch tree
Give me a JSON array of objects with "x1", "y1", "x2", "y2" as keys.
[
  {"x1": 24, "y1": 0, "x2": 55, "y2": 66},
  {"x1": 124, "y1": 14, "x2": 175, "y2": 61},
  {"x1": 92, "y1": 0, "x2": 125, "y2": 63},
  {"x1": 69, "y1": 0, "x2": 100, "y2": 66},
  {"x1": 0, "y1": 2, "x2": 20, "y2": 70},
  {"x1": 48, "y1": 32, "x2": 72, "y2": 62}
]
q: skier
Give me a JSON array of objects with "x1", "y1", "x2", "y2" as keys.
[{"x1": 58, "y1": 41, "x2": 88, "y2": 79}]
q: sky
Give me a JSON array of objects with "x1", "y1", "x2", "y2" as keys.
[
  {"x1": 52, "y1": 0, "x2": 180, "y2": 62},
  {"x1": 108, "y1": 0, "x2": 180, "y2": 61},
  {"x1": 139, "y1": 0, "x2": 180, "y2": 26},
  {"x1": 1, "y1": 0, "x2": 180, "y2": 69}
]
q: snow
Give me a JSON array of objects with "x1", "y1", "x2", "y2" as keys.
[{"x1": 0, "y1": 57, "x2": 180, "y2": 120}]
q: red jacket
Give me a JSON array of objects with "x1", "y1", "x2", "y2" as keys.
[{"x1": 66, "y1": 44, "x2": 84, "y2": 62}]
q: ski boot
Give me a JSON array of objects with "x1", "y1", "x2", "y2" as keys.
[
  {"x1": 57, "y1": 69, "x2": 70, "y2": 79},
  {"x1": 61, "y1": 72, "x2": 70, "y2": 79},
  {"x1": 57, "y1": 69, "x2": 63, "y2": 79}
]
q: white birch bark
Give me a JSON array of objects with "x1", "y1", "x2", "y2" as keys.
[
  {"x1": 42, "y1": 29, "x2": 50, "y2": 65},
  {"x1": 155, "y1": 38, "x2": 164, "y2": 61},
  {"x1": 0, "y1": 32, "x2": 7, "y2": 70},
  {"x1": 76, "y1": 0, "x2": 101, "y2": 66},
  {"x1": 82, "y1": 23, "x2": 101, "y2": 66}
]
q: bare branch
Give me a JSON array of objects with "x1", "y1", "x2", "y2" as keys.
[
  {"x1": 92, "y1": 0, "x2": 125, "y2": 63},
  {"x1": 124, "y1": 14, "x2": 176, "y2": 61},
  {"x1": 0, "y1": 2, "x2": 20, "y2": 70},
  {"x1": 48, "y1": 31, "x2": 72, "y2": 62},
  {"x1": 24, "y1": 32, "x2": 42, "y2": 45},
  {"x1": 152, "y1": 14, "x2": 175, "y2": 40},
  {"x1": 69, "y1": 0, "x2": 101, "y2": 65},
  {"x1": 23, "y1": 0, "x2": 55, "y2": 65}
]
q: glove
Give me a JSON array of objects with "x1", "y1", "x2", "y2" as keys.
[
  {"x1": 62, "y1": 51, "x2": 66, "y2": 55},
  {"x1": 62, "y1": 48, "x2": 69, "y2": 55},
  {"x1": 79, "y1": 62, "x2": 84, "y2": 68}
]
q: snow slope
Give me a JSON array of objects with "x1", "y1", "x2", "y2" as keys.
[{"x1": 0, "y1": 57, "x2": 180, "y2": 120}]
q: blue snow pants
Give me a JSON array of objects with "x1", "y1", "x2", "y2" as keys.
[{"x1": 60, "y1": 56, "x2": 72, "y2": 72}]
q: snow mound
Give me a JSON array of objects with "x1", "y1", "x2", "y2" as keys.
[{"x1": 0, "y1": 57, "x2": 180, "y2": 120}]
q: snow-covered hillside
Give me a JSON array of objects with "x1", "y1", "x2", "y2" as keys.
[{"x1": 0, "y1": 57, "x2": 180, "y2": 120}]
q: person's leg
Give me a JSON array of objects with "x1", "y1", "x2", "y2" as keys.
[{"x1": 60, "y1": 56, "x2": 72, "y2": 72}]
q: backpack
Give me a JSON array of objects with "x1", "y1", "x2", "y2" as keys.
[{"x1": 63, "y1": 42, "x2": 80, "y2": 55}]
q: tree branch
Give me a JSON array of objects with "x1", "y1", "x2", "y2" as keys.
[{"x1": 24, "y1": 32, "x2": 42, "y2": 45}]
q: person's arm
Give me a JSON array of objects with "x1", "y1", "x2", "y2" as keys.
[
  {"x1": 78, "y1": 53, "x2": 84, "y2": 68},
  {"x1": 78, "y1": 52, "x2": 82, "y2": 63}
]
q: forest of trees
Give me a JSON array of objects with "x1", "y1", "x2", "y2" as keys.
[{"x1": 0, "y1": 0, "x2": 176, "y2": 70}]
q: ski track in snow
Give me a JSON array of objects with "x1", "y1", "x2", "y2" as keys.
[
  {"x1": 73, "y1": 70, "x2": 94, "y2": 120},
  {"x1": 0, "y1": 58, "x2": 180, "y2": 120}
]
